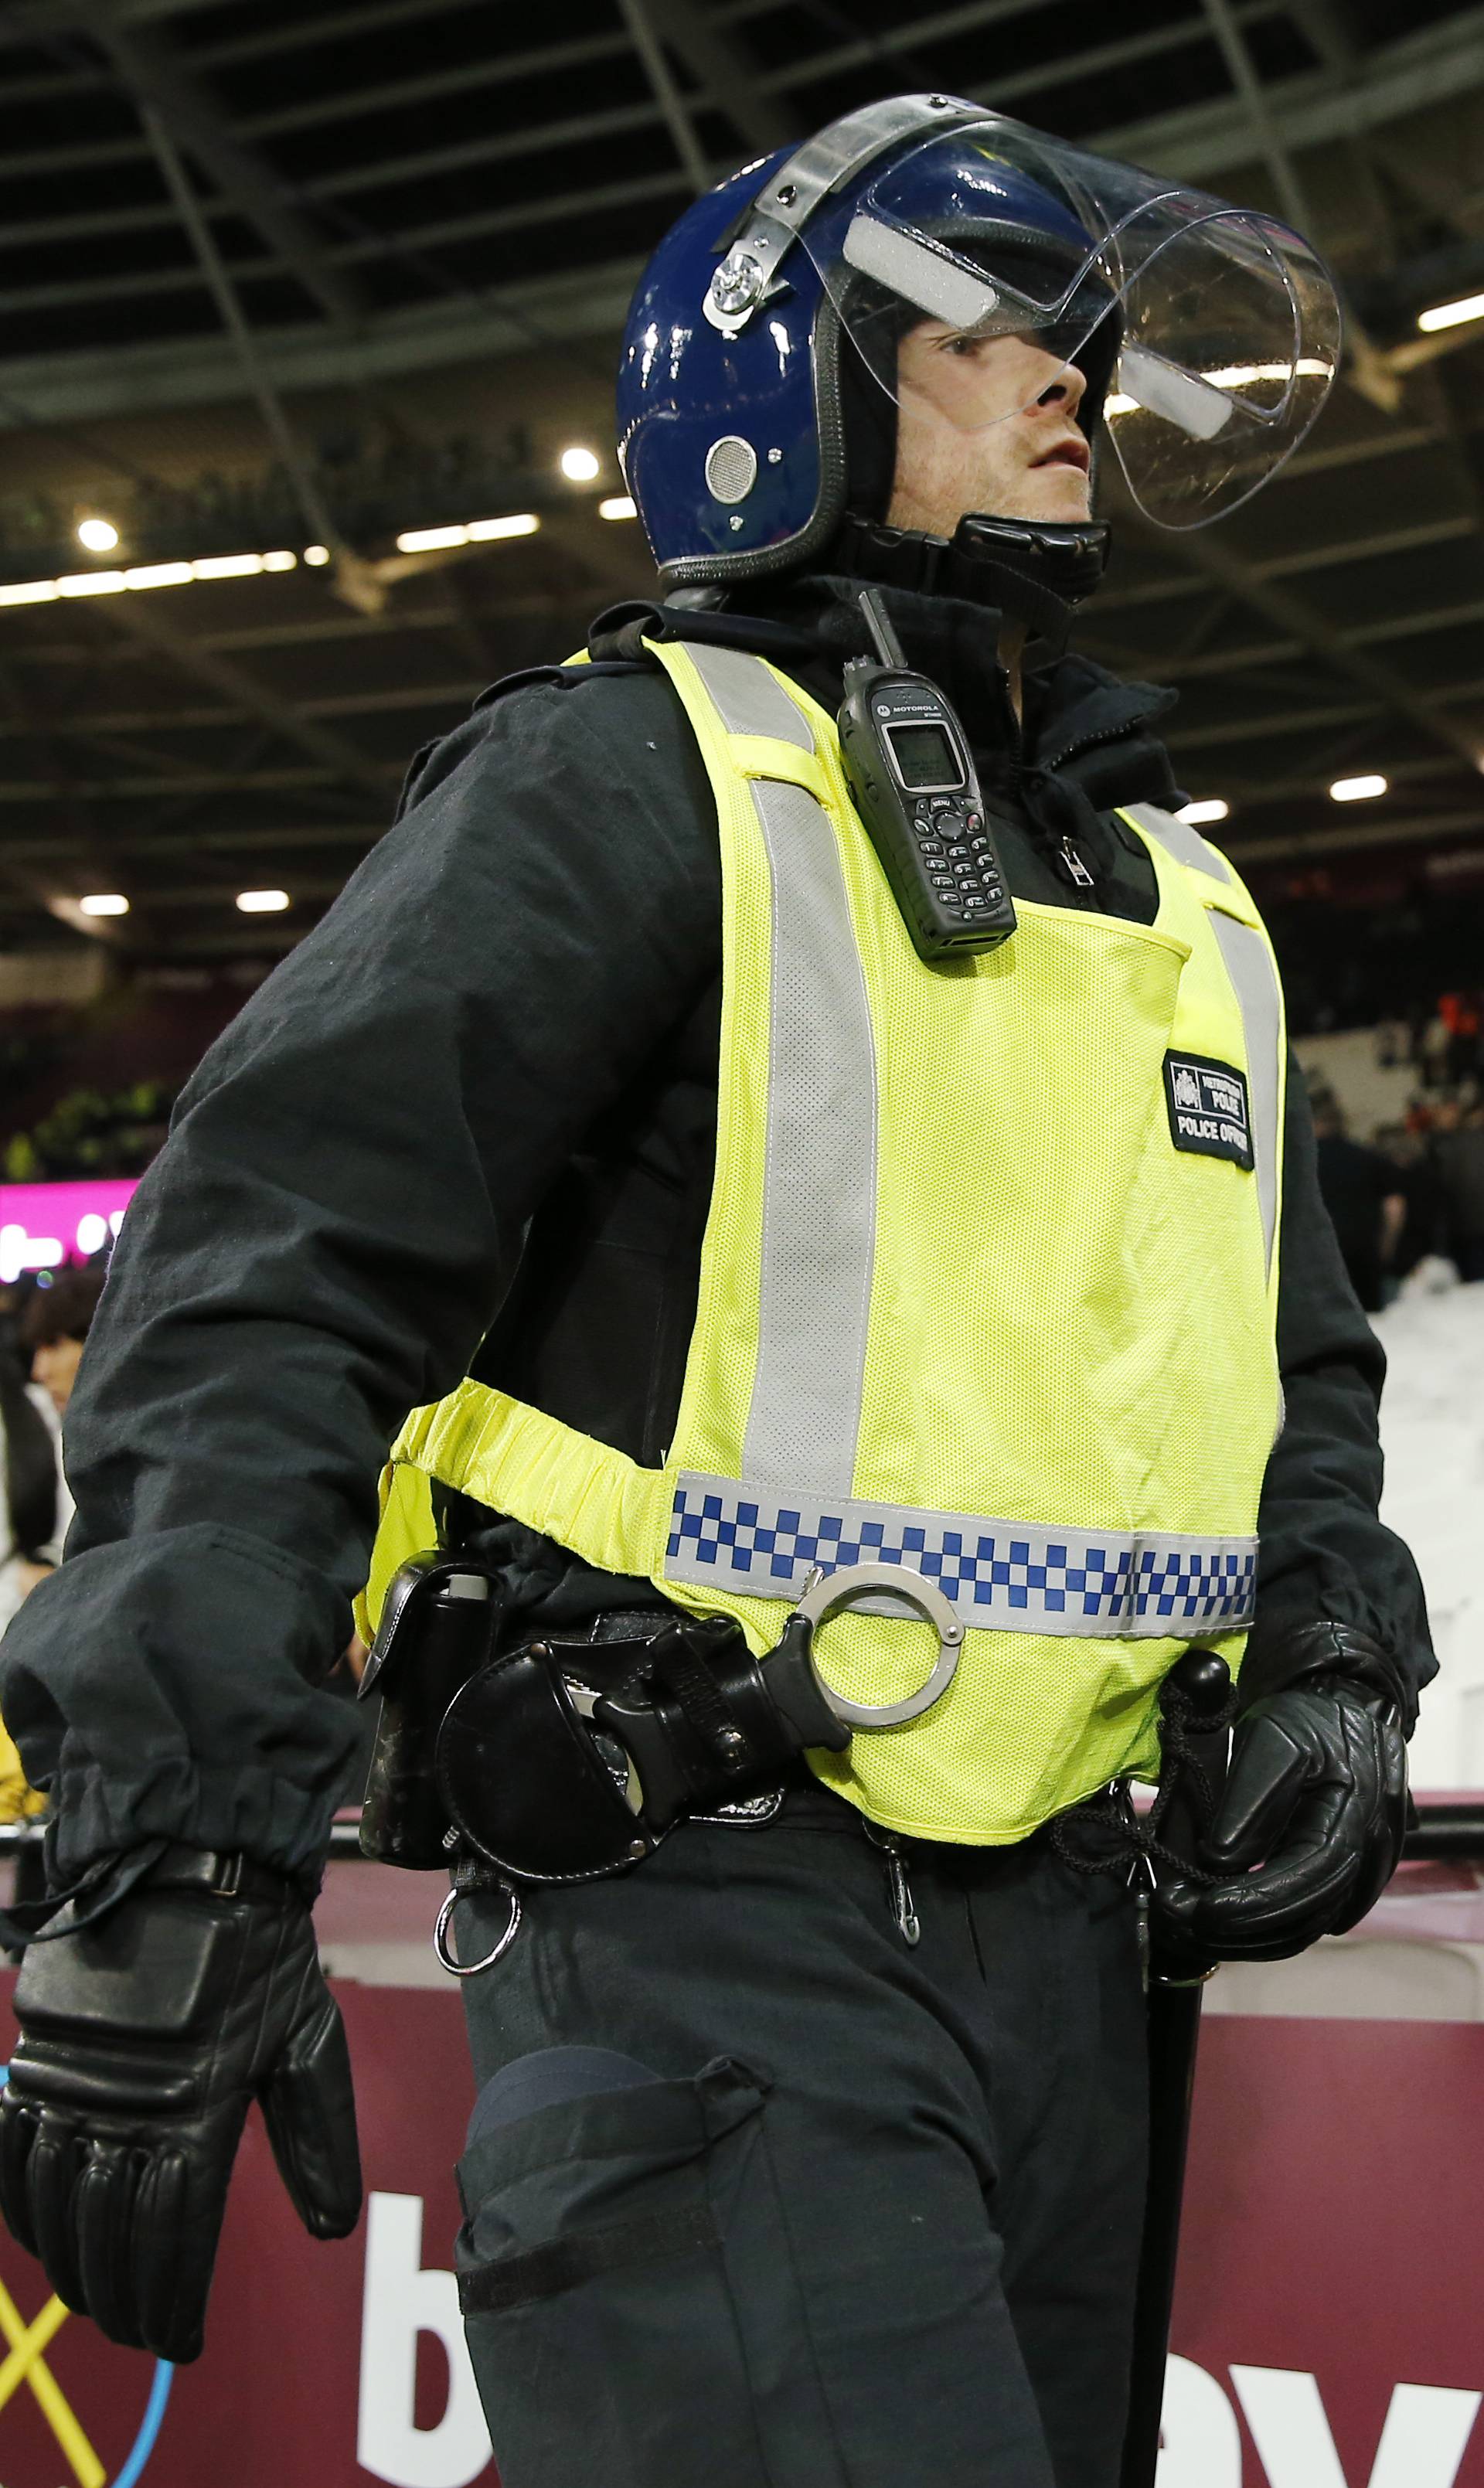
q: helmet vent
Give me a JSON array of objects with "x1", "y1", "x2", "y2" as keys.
[{"x1": 704, "y1": 435, "x2": 759, "y2": 505}]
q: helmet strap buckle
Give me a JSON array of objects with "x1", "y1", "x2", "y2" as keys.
[{"x1": 831, "y1": 509, "x2": 1111, "y2": 655}]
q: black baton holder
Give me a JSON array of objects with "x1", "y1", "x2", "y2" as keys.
[{"x1": 357, "y1": 1554, "x2": 505, "y2": 1869}]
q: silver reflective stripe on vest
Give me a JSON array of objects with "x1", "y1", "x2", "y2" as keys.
[
  {"x1": 746, "y1": 790, "x2": 876, "y2": 1496},
  {"x1": 1209, "y1": 912, "x2": 1283, "y2": 1278},
  {"x1": 682, "y1": 644, "x2": 879, "y2": 1496},
  {"x1": 666, "y1": 1474, "x2": 1257, "y2": 1636},
  {"x1": 1123, "y1": 800, "x2": 1233, "y2": 884},
  {"x1": 682, "y1": 641, "x2": 812, "y2": 747}
]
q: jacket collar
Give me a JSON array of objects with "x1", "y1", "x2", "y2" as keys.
[{"x1": 734, "y1": 571, "x2": 1180, "y2": 806}]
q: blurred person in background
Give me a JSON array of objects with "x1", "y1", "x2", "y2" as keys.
[
  {"x1": 0, "y1": 1278, "x2": 28, "y2": 1373},
  {"x1": 1432, "y1": 1098, "x2": 1484, "y2": 1282},
  {"x1": 1374, "y1": 1124, "x2": 1445, "y2": 1288},
  {"x1": 1312, "y1": 1094, "x2": 1407, "y2": 1313},
  {"x1": 21, "y1": 1268, "x2": 105, "y2": 1428},
  {"x1": 0, "y1": 1348, "x2": 59, "y2": 1637},
  {"x1": 1420, "y1": 1007, "x2": 1451, "y2": 1090},
  {"x1": 0, "y1": 1268, "x2": 103, "y2": 1823},
  {"x1": 0, "y1": 1306, "x2": 60, "y2": 1824},
  {"x1": 1439, "y1": 989, "x2": 1482, "y2": 1091}
]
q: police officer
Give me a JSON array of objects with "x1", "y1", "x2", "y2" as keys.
[{"x1": 0, "y1": 97, "x2": 1427, "y2": 2488}]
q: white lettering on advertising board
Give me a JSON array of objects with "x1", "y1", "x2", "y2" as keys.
[
  {"x1": 357, "y1": 2191, "x2": 492, "y2": 2488},
  {"x1": 1159, "y1": 2355, "x2": 1482, "y2": 2488},
  {"x1": 354, "y1": 2224, "x2": 1484, "y2": 2488}
]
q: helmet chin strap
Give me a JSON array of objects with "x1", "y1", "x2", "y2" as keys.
[{"x1": 830, "y1": 509, "x2": 1111, "y2": 656}]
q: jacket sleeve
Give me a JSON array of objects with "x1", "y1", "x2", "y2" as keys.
[
  {"x1": 1250, "y1": 1053, "x2": 1436, "y2": 1727},
  {"x1": 0, "y1": 671, "x2": 720, "y2": 1884}
]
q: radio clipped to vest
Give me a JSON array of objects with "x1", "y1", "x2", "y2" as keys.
[{"x1": 838, "y1": 589, "x2": 1017, "y2": 964}]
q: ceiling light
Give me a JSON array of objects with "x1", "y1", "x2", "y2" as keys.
[
  {"x1": 397, "y1": 524, "x2": 469, "y2": 553},
  {"x1": 236, "y1": 888, "x2": 291, "y2": 914},
  {"x1": 303, "y1": 543, "x2": 332, "y2": 566},
  {"x1": 1329, "y1": 773, "x2": 1387, "y2": 802},
  {"x1": 1176, "y1": 798, "x2": 1229, "y2": 825},
  {"x1": 75, "y1": 1212, "x2": 109, "y2": 1255},
  {"x1": 79, "y1": 893, "x2": 129, "y2": 917},
  {"x1": 124, "y1": 563, "x2": 193, "y2": 591},
  {"x1": 466, "y1": 512, "x2": 539, "y2": 540},
  {"x1": 77, "y1": 516, "x2": 119, "y2": 553},
  {"x1": 560, "y1": 447, "x2": 601, "y2": 482},
  {"x1": 0, "y1": 547, "x2": 313, "y2": 607},
  {"x1": 599, "y1": 495, "x2": 638, "y2": 521},
  {"x1": 1418, "y1": 291, "x2": 1484, "y2": 335}
]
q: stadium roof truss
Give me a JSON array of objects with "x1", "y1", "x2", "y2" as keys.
[{"x1": 0, "y1": 0, "x2": 1482, "y2": 954}]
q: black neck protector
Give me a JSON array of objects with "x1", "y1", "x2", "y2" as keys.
[{"x1": 829, "y1": 509, "x2": 1111, "y2": 656}]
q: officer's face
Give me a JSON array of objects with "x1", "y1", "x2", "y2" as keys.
[{"x1": 887, "y1": 325, "x2": 1093, "y2": 537}]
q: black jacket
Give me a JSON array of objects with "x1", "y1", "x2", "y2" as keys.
[{"x1": 0, "y1": 578, "x2": 1434, "y2": 1886}]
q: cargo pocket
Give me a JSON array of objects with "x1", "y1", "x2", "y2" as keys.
[{"x1": 454, "y1": 2051, "x2": 843, "y2": 2488}]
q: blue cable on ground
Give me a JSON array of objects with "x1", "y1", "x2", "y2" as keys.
[
  {"x1": 0, "y1": 2061, "x2": 174, "y2": 2484},
  {"x1": 111, "y1": 2359, "x2": 174, "y2": 2488}
]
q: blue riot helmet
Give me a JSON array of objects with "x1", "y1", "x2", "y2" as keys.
[{"x1": 617, "y1": 94, "x2": 1340, "y2": 594}]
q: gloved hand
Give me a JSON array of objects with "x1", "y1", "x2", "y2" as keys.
[
  {"x1": 0, "y1": 1845, "x2": 361, "y2": 2361},
  {"x1": 1151, "y1": 1622, "x2": 1409, "y2": 1966}
]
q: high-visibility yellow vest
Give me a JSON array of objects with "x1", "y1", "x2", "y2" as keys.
[{"x1": 362, "y1": 640, "x2": 1285, "y2": 1843}]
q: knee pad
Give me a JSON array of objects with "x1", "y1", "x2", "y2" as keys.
[{"x1": 466, "y1": 2046, "x2": 662, "y2": 2150}]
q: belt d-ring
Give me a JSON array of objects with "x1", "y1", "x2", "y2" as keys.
[
  {"x1": 792, "y1": 1560, "x2": 964, "y2": 1730},
  {"x1": 434, "y1": 1881, "x2": 522, "y2": 1978}
]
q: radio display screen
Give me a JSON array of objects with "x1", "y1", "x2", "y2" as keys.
[{"x1": 887, "y1": 721, "x2": 962, "y2": 791}]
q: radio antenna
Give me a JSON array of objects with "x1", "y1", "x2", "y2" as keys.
[{"x1": 859, "y1": 587, "x2": 907, "y2": 670}]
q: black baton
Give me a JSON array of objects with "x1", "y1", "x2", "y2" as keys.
[{"x1": 1119, "y1": 1648, "x2": 1232, "y2": 2488}]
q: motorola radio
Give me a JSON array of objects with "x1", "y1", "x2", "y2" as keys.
[{"x1": 838, "y1": 590, "x2": 1017, "y2": 964}]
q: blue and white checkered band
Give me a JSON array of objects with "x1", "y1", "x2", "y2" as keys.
[{"x1": 665, "y1": 1475, "x2": 1258, "y2": 1637}]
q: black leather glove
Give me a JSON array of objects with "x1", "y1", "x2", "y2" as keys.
[
  {"x1": 0, "y1": 1845, "x2": 362, "y2": 2362},
  {"x1": 1152, "y1": 1622, "x2": 1409, "y2": 1966}
]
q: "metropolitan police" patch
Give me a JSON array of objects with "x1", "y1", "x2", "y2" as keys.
[{"x1": 1163, "y1": 1051, "x2": 1254, "y2": 1169}]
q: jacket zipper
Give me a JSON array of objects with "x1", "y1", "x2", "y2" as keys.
[{"x1": 992, "y1": 667, "x2": 1138, "y2": 906}]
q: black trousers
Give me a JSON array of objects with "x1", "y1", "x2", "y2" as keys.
[{"x1": 454, "y1": 1789, "x2": 1149, "y2": 2488}]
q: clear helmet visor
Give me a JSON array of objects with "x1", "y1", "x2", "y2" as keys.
[{"x1": 800, "y1": 115, "x2": 1340, "y2": 529}]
